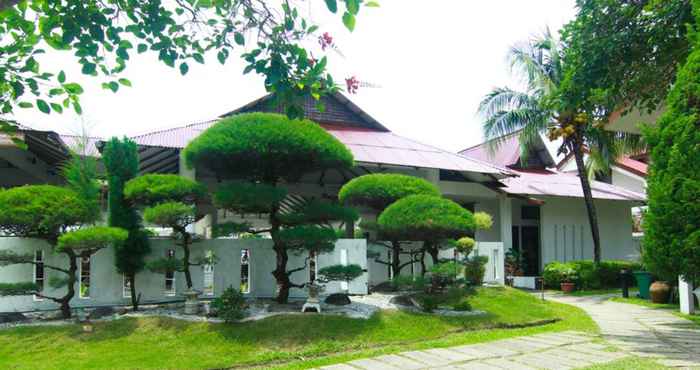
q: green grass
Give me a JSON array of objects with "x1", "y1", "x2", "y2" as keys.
[
  {"x1": 610, "y1": 296, "x2": 700, "y2": 326},
  {"x1": 580, "y1": 357, "x2": 669, "y2": 370},
  {"x1": 0, "y1": 287, "x2": 598, "y2": 370},
  {"x1": 547, "y1": 288, "x2": 638, "y2": 297}
]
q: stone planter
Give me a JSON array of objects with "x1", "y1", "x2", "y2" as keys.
[
  {"x1": 650, "y1": 281, "x2": 671, "y2": 304},
  {"x1": 184, "y1": 289, "x2": 201, "y2": 315},
  {"x1": 560, "y1": 282, "x2": 576, "y2": 293}
]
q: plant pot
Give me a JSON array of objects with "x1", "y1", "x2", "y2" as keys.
[
  {"x1": 633, "y1": 271, "x2": 653, "y2": 299},
  {"x1": 561, "y1": 282, "x2": 576, "y2": 293},
  {"x1": 184, "y1": 289, "x2": 200, "y2": 315},
  {"x1": 650, "y1": 281, "x2": 671, "y2": 304}
]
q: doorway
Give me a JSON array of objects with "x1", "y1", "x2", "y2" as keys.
[{"x1": 512, "y1": 226, "x2": 541, "y2": 275}]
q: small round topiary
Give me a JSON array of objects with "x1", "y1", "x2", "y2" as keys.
[
  {"x1": 338, "y1": 173, "x2": 440, "y2": 210},
  {"x1": 378, "y1": 195, "x2": 475, "y2": 242},
  {"x1": 143, "y1": 202, "x2": 196, "y2": 228},
  {"x1": 125, "y1": 174, "x2": 206, "y2": 206},
  {"x1": 0, "y1": 185, "x2": 92, "y2": 239},
  {"x1": 56, "y1": 226, "x2": 128, "y2": 252},
  {"x1": 473, "y1": 212, "x2": 493, "y2": 230},
  {"x1": 183, "y1": 112, "x2": 354, "y2": 182}
]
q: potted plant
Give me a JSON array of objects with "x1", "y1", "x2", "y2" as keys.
[
  {"x1": 560, "y1": 268, "x2": 577, "y2": 293},
  {"x1": 650, "y1": 280, "x2": 671, "y2": 303}
]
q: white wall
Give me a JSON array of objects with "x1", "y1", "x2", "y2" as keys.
[
  {"x1": 539, "y1": 196, "x2": 639, "y2": 270},
  {"x1": 611, "y1": 166, "x2": 646, "y2": 195}
]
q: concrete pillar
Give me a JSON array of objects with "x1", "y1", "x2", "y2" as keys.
[
  {"x1": 679, "y1": 276, "x2": 696, "y2": 315},
  {"x1": 498, "y1": 195, "x2": 512, "y2": 252},
  {"x1": 179, "y1": 150, "x2": 195, "y2": 180}
]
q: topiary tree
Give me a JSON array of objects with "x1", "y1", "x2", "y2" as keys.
[
  {"x1": 338, "y1": 173, "x2": 441, "y2": 278},
  {"x1": 643, "y1": 4, "x2": 700, "y2": 283},
  {"x1": 103, "y1": 137, "x2": 151, "y2": 311},
  {"x1": 317, "y1": 264, "x2": 364, "y2": 293},
  {"x1": 0, "y1": 185, "x2": 127, "y2": 318},
  {"x1": 124, "y1": 174, "x2": 207, "y2": 291},
  {"x1": 183, "y1": 112, "x2": 356, "y2": 303},
  {"x1": 378, "y1": 195, "x2": 476, "y2": 268}
]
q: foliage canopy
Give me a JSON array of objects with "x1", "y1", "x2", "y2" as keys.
[
  {"x1": 183, "y1": 113, "x2": 354, "y2": 181},
  {"x1": 125, "y1": 174, "x2": 206, "y2": 206},
  {"x1": 143, "y1": 202, "x2": 196, "y2": 229},
  {"x1": 338, "y1": 173, "x2": 440, "y2": 210},
  {"x1": 56, "y1": 226, "x2": 128, "y2": 253}
]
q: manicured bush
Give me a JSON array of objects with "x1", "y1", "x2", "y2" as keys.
[
  {"x1": 56, "y1": 226, "x2": 128, "y2": 252},
  {"x1": 378, "y1": 195, "x2": 475, "y2": 241},
  {"x1": 543, "y1": 260, "x2": 643, "y2": 289},
  {"x1": 124, "y1": 174, "x2": 206, "y2": 206},
  {"x1": 390, "y1": 275, "x2": 429, "y2": 291},
  {"x1": 183, "y1": 112, "x2": 354, "y2": 182},
  {"x1": 464, "y1": 255, "x2": 489, "y2": 286},
  {"x1": 212, "y1": 286, "x2": 247, "y2": 323},
  {"x1": 143, "y1": 202, "x2": 195, "y2": 228},
  {"x1": 454, "y1": 237, "x2": 476, "y2": 255},
  {"x1": 452, "y1": 299, "x2": 472, "y2": 312},
  {"x1": 213, "y1": 182, "x2": 287, "y2": 214},
  {"x1": 473, "y1": 212, "x2": 493, "y2": 230},
  {"x1": 338, "y1": 173, "x2": 440, "y2": 210},
  {"x1": 317, "y1": 264, "x2": 363, "y2": 285}
]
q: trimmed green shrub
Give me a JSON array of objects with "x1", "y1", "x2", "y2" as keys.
[
  {"x1": 280, "y1": 200, "x2": 359, "y2": 226},
  {"x1": 543, "y1": 260, "x2": 643, "y2": 289},
  {"x1": 56, "y1": 226, "x2": 128, "y2": 252},
  {"x1": 213, "y1": 181, "x2": 287, "y2": 214},
  {"x1": 473, "y1": 212, "x2": 493, "y2": 230},
  {"x1": 278, "y1": 226, "x2": 338, "y2": 254},
  {"x1": 390, "y1": 275, "x2": 429, "y2": 291},
  {"x1": 338, "y1": 173, "x2": 440, "y2": 210},
  {"x1": 378, "y1": 195, "x2": 475, "y2": 241},
  {"x1": 452, "y1": 299, "x2": 472, "y2": 311},
  {"x1": 212, "y1": 286, "x2": 247, "y2": 323},
  {"x1": 183, "y1": 112, "x2": 354, "y2": 182},
  {"x1": 642, "y1": 15, "x2": 700, "y2": 282},
  {"x1": 454, "y1": 237, "x2": 476, "y2": 255},
  {"x1": 124, "y1": 174, "x2": 206, "y2": 206},
  {"x1": 464, "y1": 255, "x2": 489, "y2": 286},
  {"x1": 317, "y1": 264, "x2": 363, "y2": 285},
  {"x1": 143, "y1": 202, "x2": 195, "y2": 228}
]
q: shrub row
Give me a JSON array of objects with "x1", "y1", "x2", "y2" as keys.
[{"x1": 543, "y1": 260, "x2": 642, "y2": 290}]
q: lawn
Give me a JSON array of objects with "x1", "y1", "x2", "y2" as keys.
[
  {"x1": 548, "y1": 288, "x2": 637, "y2": 297},
  {"x1": 581, "y1": 357, "x2": 668, "y2": 370},
  {"x1": 0, "y1": 287, "x2": 597, "y2": 370},
  {"x1": 610, "y1": 296, "x2": 700, "y2": 327}
]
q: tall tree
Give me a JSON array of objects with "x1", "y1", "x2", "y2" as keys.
[
  {"x1": 642, "y1": 0, "x2": 700, "y2": 284},
  {"x1": 0, "y1": 0, "x2": 376, "y2": 138},
  {"x1": 477, "y1": 30, "x2": 641, "y2": 264},
  {"x1": 338, "y1": 173, "x2": 441, "y2": 277},
  {"x1": 184, "y1": 112, "x2": 356, "y2": 303},
  {"x1": 103, "y1": 137, "x2": 151, "y2": 311},
  {"x1": 124, "y1": 174, "x2": 207, "y2": 291}
]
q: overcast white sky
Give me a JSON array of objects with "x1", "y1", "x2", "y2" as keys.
[{"x1": 14, "y1": 1, "x2": 576, "y2": 152}]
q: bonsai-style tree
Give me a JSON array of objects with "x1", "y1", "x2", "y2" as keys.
[
  {"x1": 124, "y1": 174, "x2": 207, "y2": 291},
  {"x1": 0, "y1": 185, "x2": 127, "y2": 318},
  {"x1": 642, "y1": 14, "x2": 700, "y2": 284},
  {"x1": 183, "y1": 112, "x2": 356, "y2": 303},
  {"x1": 338, "y1": 173, "x2": 441, "y2": 278},
  {"x1": 103, "y1": 137, "x2": 151, "y2": 311},
  {"x1": 317, "y1": 264, "x2": 364, "y2": 292},
  {"x1": 378, "y1": 195, "x2": 476, "y2": 267}
]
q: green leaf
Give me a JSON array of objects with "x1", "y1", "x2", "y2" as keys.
[
  {"x1": 118, "y1": 78, "x2": 132, "y2": 87},
  {"x1": 109, "y1": 81, "x2": 119, "y2": 92},
  {"x1": 137, "y1": 43, "x2": 148, "y2": 53},
  {"x1": 325, "y1": 0, "x2": 338, "y2": 13},
  {"x1": 217, "y1": 50, "x2": 228, "y2": 65},
  {"x1": 192, "y1": 53, "x2": 204, "y2": 64},
  {"x1": 73, "y1": 101, "x2": 83, "y2": 115},
  {"x1": 234, "y1": 32, "x2": 245, "y2": 46},
  {"x1": 81, "y1": 62, "x2": 97, "y2": 75},
  {"x1": 63, "y1": 83, "x2": 84, "y2": 94},
  {"x1": 366, "y1": 1, "x2": 380, "y2": 7},
  {"x1": 50, "y1": 103, "x2": 63, "y2": 113},
  {"x1": 58, "y1": 70, "x2": 66, "y2": 83},
  {"x1": 342, "y1": 12, "x2": 356, "y2": 31},
  {"x1": 346, "y1": 0, "x2": 360, "y2": 15},
  {"x1": 36, "y1": 99, "x2": 50, "y2": 114},
  {"x1": 179, "y1": 62, "x2": 189, "y2": 75},
  {"x1": 18, "y1": 102, "x2": 33, "y2": 108},
  {"x1": 11, "y1": 137, "x2": 28, "y2": 150}
]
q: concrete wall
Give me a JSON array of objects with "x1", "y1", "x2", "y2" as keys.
[
  {"x1": 0, "y1": 237, "x2": 366, "y2": 313},
  {"x1": 539, "y1": 196, "x2": 639, "y2": 270},
  {"x1": 611, "y1": 166, "x2": 646, "y2": 195}
]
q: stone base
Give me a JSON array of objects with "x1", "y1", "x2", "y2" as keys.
[{"x1": 301, "y1": 303, "x2": 321, "y2": 313}]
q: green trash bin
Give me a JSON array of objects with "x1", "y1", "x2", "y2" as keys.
[{"x1": 633, "y1": 271, "x2": 653, "y2": 299}]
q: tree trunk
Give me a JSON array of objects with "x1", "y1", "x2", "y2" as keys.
[
  {"x1": 572, "y1": 140, "x2": 602, "y2": 264},
  {"x1": 273, "y1": 244, "x2": 291, "y2": 303},
  {"x1": 426, "y1": 242, "x2": 439, "y2": 265},
  {"x1": 181, "y1": 231, "x2": 193, "y2": 289},
  {"x1": 59, "y1": 250, "x2": 78, "y2": 319},
  {"x1": 420, "y1": 251, "x2": 427, "y2": 277},
  {"x1": 391, "y1": 241, "x2": 401, "y2": 279},
  {"x1": 129, "y1": 273, "x2": 139, "y2": 311}
]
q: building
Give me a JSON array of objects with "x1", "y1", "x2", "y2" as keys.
[{"x1": 0, "y1": 94, "x2": 644, "y2": 313}]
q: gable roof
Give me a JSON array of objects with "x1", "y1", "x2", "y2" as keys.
[
  {"x1": 556, "y1": 151, "x2": 648, "y2": 177},
  {"x1": 459, "y1": 131, "x2": 555, "y2": 169}
]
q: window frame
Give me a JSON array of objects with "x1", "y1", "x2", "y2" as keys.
[
  {"x1": 123, "y1": 273, "x2": 132, "y2": 299},
  {"x1": 240, "y1": 249, "x2": 250, "y2": 294},
  {"x1": 164, "y1": 249, "x2": 176, "y2": 296},
  {"x1": 33, "y1": 250, "x2": 44, "y2": 302},
  {"x1": 202, "y1": 250, "x2": 215, "y2": 296},
  {"x1": 78, "y1": 255, "x2": 91, "y2": 299}
]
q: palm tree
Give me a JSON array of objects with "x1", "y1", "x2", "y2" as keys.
[{"x1": 477, "y1": 29, "x2": 642, "y2": 264}]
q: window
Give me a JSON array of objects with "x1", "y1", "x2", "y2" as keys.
[
  {"x1": 240, "y1": 249, "x2": 250, "y2": 293},
  {"x1": 123, "y1": 274, "x2": 131, "y2": 299},
  {"x1": 309, "y1": 251, "x2": 317, "y2": 283},
  {"x1": 33, "y1": 250, "x2": 44, "y2": 301},
  {"x1": 387, "y1": 250, "x2": 393, "y2": 279},
  {"x1": 165, "y1": 249, "x2": 176, "y2": 296},
  {"x1": 340, "y1": 249, "x2": 348, "y2": 291},
  {"x1": 79, "y1": 256, "x2": 91, "y2": 299},
  {"x1": 521, "y1": 206, "x2": 540, "y2": 220},
  {"x1": 203, "y1": 251, "x2": 214, "y2": 296}
]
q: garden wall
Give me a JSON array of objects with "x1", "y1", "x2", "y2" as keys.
[{"x1": 0, "y1": 237, "x2": 367, "y2": 313}]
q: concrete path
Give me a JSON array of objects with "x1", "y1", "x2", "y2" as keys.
[
  {"x1": 548, "y1": 294, "x2": 700, "y2": 369},
  {"x1": 317, "y1": 331, "x2": 624, "y2": 370},
  {"x1": 316, "y1": 294, "x2": 700, "y2": 370}
]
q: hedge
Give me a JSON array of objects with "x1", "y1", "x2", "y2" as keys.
[{"x1": 543, "y1": 260, "x2": 643, "y2": 290}]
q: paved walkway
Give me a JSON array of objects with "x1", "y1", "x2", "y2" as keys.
[
  {"x1": 549, "y1": 294, "x2": 700, "y2": 369},
  {"x1": 316, "y1": 294, "x2": 700, "y2": 370}
]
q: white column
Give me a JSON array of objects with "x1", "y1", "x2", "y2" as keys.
[
  {"x1": 498, "y1": 194, "x2": 512, "y2": 252},
  {"x1": 679, "y1": 276, "x2": 696, "y2": 315}
]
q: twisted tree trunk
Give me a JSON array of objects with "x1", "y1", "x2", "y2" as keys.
[{"x1": 59, "y1": 250, "x2": 78, "y2": 319}]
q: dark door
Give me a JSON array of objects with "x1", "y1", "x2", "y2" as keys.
[{"x1": 521, "y1": 226, "x2": 540, "y2": 275}]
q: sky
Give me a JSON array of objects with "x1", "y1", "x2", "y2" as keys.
[{"x1": 14, "y1": 0, "x2": 577, "y2": 152}]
